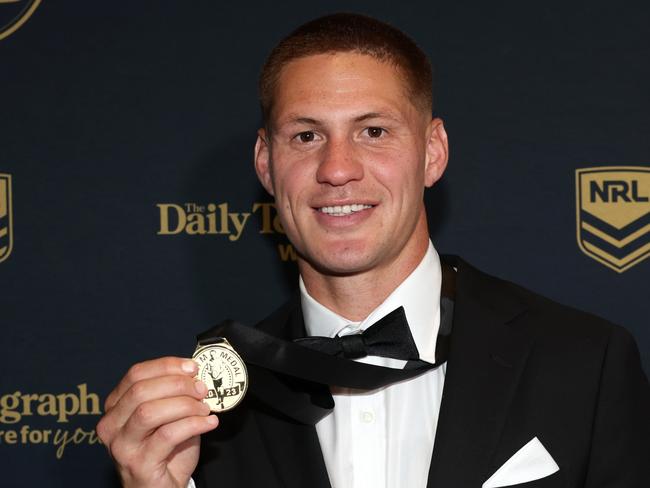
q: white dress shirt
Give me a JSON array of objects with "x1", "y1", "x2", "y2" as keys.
[{"x1": 299, "y1": 241, "x2": 446, "y2": 488}]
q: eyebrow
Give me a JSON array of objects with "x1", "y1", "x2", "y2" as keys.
[
  {"x1": 354, "y1": 112, "x2": 389, "y2": 122},
  {"x1": 287, "y1": 117, "x2": 322, "y2": 126},
  {"x1": 281, "y1": 112, "x2": 400, "y2": 127}
]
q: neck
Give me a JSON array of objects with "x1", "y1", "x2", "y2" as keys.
[{"x1": 299, "y1": 214, "x2": 430, "y2": 321}]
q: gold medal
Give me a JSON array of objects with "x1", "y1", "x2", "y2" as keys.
[{"x1": 192, "y1": 338, "x2": 248, "y2": 412}]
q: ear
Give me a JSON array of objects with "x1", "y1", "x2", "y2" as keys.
[
  {"x1": 254, "y1": 128, "x2": 275, "y2": 196},
  {"x1": 423, "y1": 118, "x2": 449, "y2": 188}
]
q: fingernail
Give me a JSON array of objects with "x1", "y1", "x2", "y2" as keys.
[
  {"x1": 182, "y1": 360, "x2": 197, "y2": 374},
  {"x1": 206, "y1": 415, "x2": 218, "y2": 426},
  {"x1": 195, "y1": 379, "x2": 208, "y2": 396}
]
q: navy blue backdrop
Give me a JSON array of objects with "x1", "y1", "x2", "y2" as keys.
[{"x1": 1, "y1": 1, "x2": 648, "y2": 486}]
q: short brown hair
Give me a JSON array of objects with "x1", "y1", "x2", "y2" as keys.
[{"x1": 259, "y1": 13, "x2": 433, "y2": 126}]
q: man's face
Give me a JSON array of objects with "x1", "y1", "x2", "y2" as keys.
[{"x1": 255, "y1": 52, "x2": 448, "y2": 278}]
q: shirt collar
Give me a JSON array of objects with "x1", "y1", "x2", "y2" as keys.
[{"x1": 299, "y1": 241, "x2": 442, "y2": 363}]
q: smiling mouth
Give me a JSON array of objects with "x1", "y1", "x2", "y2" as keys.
[{"x1": 318, "y1": 204, "x2": 374, "y2": 216}]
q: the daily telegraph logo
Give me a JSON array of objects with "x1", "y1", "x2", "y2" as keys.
[
  {"x1": 0, "y1": 384, "x2": 103, "y2": 459},
  {"x1": 157, "y1": 202, "x2": 297, "y2": 261},
  {"x1": 0, "y1": 173, "x2": 13, "y2": 264},
  {"x1": 0, "y1": 0, "x2": 41, "y2": 41},
  {"x1": 576, "y1": 166, "x2": 650, "y2": 273}
]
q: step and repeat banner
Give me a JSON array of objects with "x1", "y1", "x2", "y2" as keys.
[{"x1": 1, "y1": 1, "x2": 648, "y2": 486}]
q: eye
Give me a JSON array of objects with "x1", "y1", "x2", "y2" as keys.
[
  {"x1": 366, "y1": 127, "x2": 385, "y2": 138},
  {"x1": 296, "y1": 131, "x2": 316, "y2": 143}
]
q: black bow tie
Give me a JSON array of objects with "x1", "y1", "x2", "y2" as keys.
[{"x1": 294, "y1": 307, "x2": 421, "y2": 361}]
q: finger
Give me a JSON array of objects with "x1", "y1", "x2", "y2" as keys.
[
  {"x1": 120, "y1": 396, "x2": 211, "y2": 444},
  {"x1": 105, "y1": 357, "x2": 198, "y2": 411},
  {"x1": 143, "y1": 414, "x2": 218, "y2": 466},
  {"x1": 106, "y1": 375, "x2": 208, "y2": 434}
]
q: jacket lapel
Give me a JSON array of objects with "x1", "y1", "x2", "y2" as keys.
[
  {"x1": 428, "y1": 257, "x2": 533, "y2": 486},
  {"x1": 251, "y1": 295, "x2": 333, "y2": 488}
]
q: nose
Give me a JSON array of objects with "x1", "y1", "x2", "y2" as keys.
[{"x1": 316, "y1": 137, "x2": 364, "y2": 186}]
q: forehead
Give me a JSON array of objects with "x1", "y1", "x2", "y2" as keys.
[{"x1": 271, "y1": 52, "x2": 416, "y2": 123}]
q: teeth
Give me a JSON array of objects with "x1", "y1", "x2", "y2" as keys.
[{"x1": 319, "y1": 204, "x2": 373, "y2": 216}]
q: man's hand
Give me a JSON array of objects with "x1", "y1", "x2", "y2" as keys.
[{"x1": 97, "y1": 357, "x2": 219, "y2": 488}]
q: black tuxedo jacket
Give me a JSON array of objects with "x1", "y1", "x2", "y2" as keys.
[{"x1": 194, "y1": 256, "x2": 649, "y2": 487}]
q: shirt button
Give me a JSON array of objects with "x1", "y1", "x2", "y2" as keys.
[{"x1": 360, "y1": 411, "x2": 374, "y2": 423}]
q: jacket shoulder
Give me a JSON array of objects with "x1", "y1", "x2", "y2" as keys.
[{"x1": 445, "y1": 254, "x2": 633, "y2": 347}]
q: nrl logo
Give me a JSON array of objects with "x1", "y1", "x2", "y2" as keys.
[
  {"x1": 0, "y1": 0, "x2": 41, "y2": 41},
  {"x1": 576, "y1": 166, "x2": 650, "y2": 273},
  {"x1": 0, "y1": 173, "x2": 13, "y2": 263}
]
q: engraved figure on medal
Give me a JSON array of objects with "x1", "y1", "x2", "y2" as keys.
[{"x1": 193, "y1": 342, "x2": 248, "y2": 412}]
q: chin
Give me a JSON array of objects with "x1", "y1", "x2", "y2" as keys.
[{"x1": 306, "y1": 245, "x2": 380, "y2": 277}]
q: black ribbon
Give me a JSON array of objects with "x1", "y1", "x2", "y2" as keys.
[{"x1": 197, "y1": 264, "x2": 456, "y2": 424}]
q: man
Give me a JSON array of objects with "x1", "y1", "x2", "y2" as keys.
[{"x1": 97, "y1": 13, "x2": 650, "y2": 488}]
